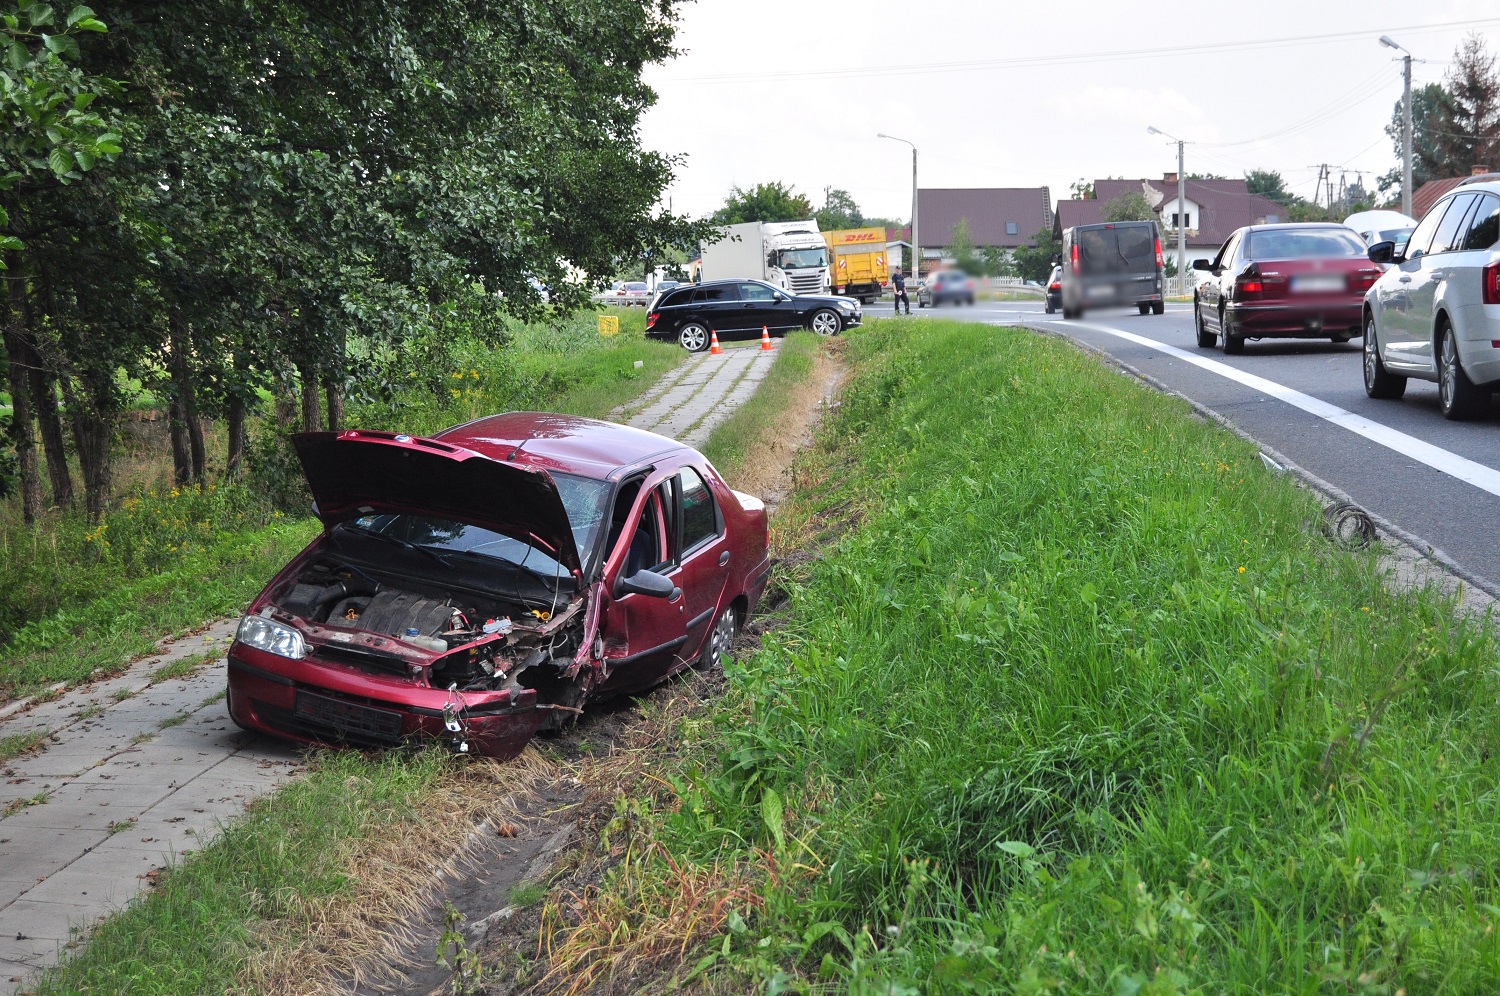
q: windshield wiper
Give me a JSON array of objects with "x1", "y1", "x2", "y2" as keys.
[
  {"x1": 337, "y1": 524, "x2": 454, "y2": 568},
  {"x1": 438, "y1": 546, "x2": 570, "y2": 590}
]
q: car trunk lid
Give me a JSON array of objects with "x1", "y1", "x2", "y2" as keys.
[{"x1": 293, "y1": 430, "x2": 582, "y2": 576}]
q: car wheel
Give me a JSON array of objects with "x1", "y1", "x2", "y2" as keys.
[
  {"x1": 1151, "y1": 300, "x2": 1165, "y2": 315},
  {"x1": 1438, "y1": 323, "x2": 1485, "y2": 420},
  {"x1": 696, "y1": 605, "x2": 737, "y2": 670},
  {"x1": 1220, "y1": 311, "x2": 1244, "y2": 355},
  {"x1": 1137, "y1": 302, "x2": 1150, "y2": 316},
  {"x1": 809, "y1": 309, "x2": 842, "y2": 336},
  {"x1": 967, "y1": 296, "x2": 975, "y2": 306},
  {"x1": 918, "y1": 298, "x2": 927, "y2": 308},
  {"x1": 1363, "y1": 315, "x2": 1406, "y2": 400},
  {"x1": 1194, "y1": 299, "x2": 1216, "y2": 348},
  {"x1": 677, "y1": 323, "x2": 710, "y2": 352},
  {"x1": 1044, "y1": 302, "x2": 1055, "y2": 314}
]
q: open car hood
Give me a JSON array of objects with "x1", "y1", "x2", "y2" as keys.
[{"x1": 292, "y1": 430, "x2": 581, "y2": 576}]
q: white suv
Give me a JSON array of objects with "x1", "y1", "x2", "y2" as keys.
[{"x1": 1362, "y1": 179, "x2": 1500, "y2": 419}]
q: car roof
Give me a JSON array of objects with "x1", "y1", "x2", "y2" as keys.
[
  {"x1": 1449, "y1": 178, "x2": 1500, "y2": 196},
  {"x1": 1239, "y1": 222, "x2": 1355, "y2": 234},
  {"x1": 434, "y1": 411, "x2": 688, "y2": 480}
]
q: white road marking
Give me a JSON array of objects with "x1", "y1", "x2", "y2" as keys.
[{"x1": 1045, "y1": 318, "x2": 1500, "y2": 499}]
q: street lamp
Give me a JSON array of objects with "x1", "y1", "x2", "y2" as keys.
[
  {"x1": 878, "y1": 133, "x2": 919, "y2": 280},
  {"x1": 1147, "y1": 126, "x2": 1188, "y2": 295},
  {"x1": 1380, "y1": 35, "x2": 1415, "y2": 219}
]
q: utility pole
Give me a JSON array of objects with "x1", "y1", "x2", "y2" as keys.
[
  {"x1": 1147, "y1": 126, "x2": 1187, "y2": 294},
  {"x1": 878, "y1": 133, "x2": 919, "y2": 280},
  {"x1": 1381, "y1": 36, "x2": 1415, "y2": 218}
]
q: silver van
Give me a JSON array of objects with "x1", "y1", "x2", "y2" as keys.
[{"x1": 1059, "y1": 221, "x2": 1165, "y2": 319}]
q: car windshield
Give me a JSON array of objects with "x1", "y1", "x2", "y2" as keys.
[
  {"x1": 1076, "y1": 226, "x2": 1157, "y2": 273},
  {"x1": 778, "y1": 248, "x2": 828, "y2": 269},
  {"x1": 332, "y1": 472, "x2": 610, "y2": 584},
  {"x1": 1245, "y1": 229, "x2": 1365, "y2": 260},
  {"x1": 624, "y1": 282, "x2": 648, "y2": 292}
]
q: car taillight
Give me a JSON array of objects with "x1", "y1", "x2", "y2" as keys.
[
  {"x1": 1049, "y1": 281, "x2": 1060, "y2": 290},
  {"x1": 966, "y1": 280, "x2": 974, "y2": 290},
  {"x1": 1352, "y1": 269, "x2": 1381, "y2": 291},
  {"x1": 1070, "y1": 244, "x2": 1079, "y2": 274},
  {"x1": 1484, "y1": 261, "x2": 1500, "y2": 305},
  {"x1": 1154, "y1": 238, "x2": 1163, "y2": 268},
  {"x1": 1235, "y1": 265, "x2": 1263, "y2": 298},
  {"x1": 646, "y1": 311, "x2": 658, "y2": 328}
]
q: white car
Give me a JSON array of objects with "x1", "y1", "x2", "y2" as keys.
[
  {"x1": 1343, "y1": 209, "x2": 1417, "y2": 251},
  {"x1": 1362, "y1": 179, "x2": 1500, "y2": 419}
]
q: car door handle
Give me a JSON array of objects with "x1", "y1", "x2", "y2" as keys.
[
  {"x1": 1430, "y1": 270, "x2": 1449, "y2": 281},
  {"x1": 1398, "y1": 276, "x2": 1411, "y2": 283},
  {"x1": 718, "y1": 551, "x2": 730, "y2": 567}
]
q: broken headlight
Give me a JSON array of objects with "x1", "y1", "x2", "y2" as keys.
[{"x1": 236, "y1": 615, "x2": 307, "y2": 660}]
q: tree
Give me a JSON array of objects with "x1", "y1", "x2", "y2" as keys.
[
  {"x1": 815, "y1": 187, "x2": 863, "y2": 231},
  {"x1": 1381, "y1": 82, "x2": 1455, "y2": 195},
  {"x1": 1103, "y1": 191, "x2": 1154, "y2": 222},
  {"x1": 1246, "y1": 169, "x2": 1292, "y2": 205},
  {"x1": 943, "y1": 217, "x2": 984, "y2": 275},
  {"x1": 1433, "y1": 33, "x2": 1500, "y2": 176},
  {"x1": 1012, "y1": 226, "x2": 1060, "y2": 283},
  {"x1": 1069, "y1": 178, "x2": 1094, "y2": 200},
  {"x1": 710, "y1": 182, "x2": 814, "y2": 224}
]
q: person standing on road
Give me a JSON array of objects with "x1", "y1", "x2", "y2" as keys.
[{"x1": 891, "y1": 267, "x2": 911, "y2": 315}]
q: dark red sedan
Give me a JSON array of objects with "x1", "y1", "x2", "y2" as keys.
[
  {"x1": 226, "y1": 412, "x2": 770, "y2": 759},
  {"x1": 1192, "y1": 224, "x2": 1383, "y2": 355}
]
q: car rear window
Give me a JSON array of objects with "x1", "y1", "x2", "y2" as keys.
[
  {"x1": 1244, "y1": 229, "x2": 1365, "y2": 260},
  {"x1": 660, "y1": 289, "x2": 691, "y2": 307},
  {"x1": 1076, "y1": 225, "x2": 1157, "y2": 273},
  {"x1": 692, "y1": 285, "x2": 738, "y2": 302}
]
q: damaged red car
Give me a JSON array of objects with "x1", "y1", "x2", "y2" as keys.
[{"x1": 226, "y1": 412, "x2": 770, "y2": 759}]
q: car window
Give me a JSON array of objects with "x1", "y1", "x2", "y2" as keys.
[
  {"x1": 1243, "y1": 228, "x2": 1365, "y2": 260},
  {"x1": 739, "y1": 282, "x2": 778, "y2": 301},
  {"x1": 692, "y1": 285, "x2": 738, "y2": 303},
  {"x1": 1211, "y1": 233, "x2": 1238, "y2": 270},
  {"x1": 657, "y1": 478, "x2": 680, "y2": 564},
  {"x1": 680, "y1": 467, "x2": 720, "y2": 552},
  {"x1": 660, "y1": 289, "x2": 690, "y2": 307},
  {"x1": 1405, "y1": 198, "x2": 1457, "y2": 259},
  {"x1": 1115, "y1": 226, "x2": 1157, "y2": 267},
  {"x1": 1430, "y1": 193, "x2": 1479, "y2": 255},
  {"x1": 1462, "y1": 195, "x2": 1500, "y2": 250}
]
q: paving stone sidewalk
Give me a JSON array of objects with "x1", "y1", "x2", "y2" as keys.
[{"x1": 0, "y1": 341, "x2": 778, "y2": 991}]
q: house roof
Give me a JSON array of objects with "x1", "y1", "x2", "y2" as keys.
[
  {"x1": 1086, "y1": 177, "x2": 1286, "y2": 248},
  {"x1": 1053, "y1": 199, "x2": 1106, "y2": 237},
  {"x1": 1413, "y1": 177, "x2": 1469, "y2": 218},
  {"x1": 916, "y1": 188, "x2": 1052, "y2": 248}
]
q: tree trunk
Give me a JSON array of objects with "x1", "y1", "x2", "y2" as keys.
[
  {"x1": 323, "y1": 376, "x2": 343, "y2": 432},
  {"x1": 3, "y1": 271, "x2": 41, "y2": 524},
  {"x1": 299, "y1": 365, "x2": 321, "y2": 433},
  {"x1": 226, "y1": 393, "x2": 245, "y2": 476},
  {"x1": 29, "y1": 364, "x2": 72, "y2": 508},
  {"x1": 168, "y1": 393, "x2": 191, "y2": 487},
  {"x1": 168, "y1": 309, "x2": 206, "y2": 482},
  {"x1": 74, "y1": 407, "x2": 111, "y2": 521}
]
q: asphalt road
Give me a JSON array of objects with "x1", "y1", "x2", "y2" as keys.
[{"x1": 865, "y1": 296, "x2": 1500, "y2": 591}]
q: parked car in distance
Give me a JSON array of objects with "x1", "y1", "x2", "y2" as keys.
[
  {"x1": 1058, "y1": 221, "x2": 1164, "y2": 319},
  {"x1": 620, "y1": 281, "x2": 652, "y2": 307},
  {"x1": 917, "y1": 269, "x2": 975, "y2": 307},
  {"x1": 227, "y1": 413, "x2": 771, "y2": 759},
  {"x1": 1362, "y1": 180, "x2": 1500, "y2": 419},
  {"x1": 1191, "y1": 223, "x2": 1382, "y2": 355},
  {"x1": 1343, "y1": 209, "x2": 1417, "y2": 253},
  {"x1": 645, "y1": 278, "x2": 861, "y2": 351},
  {"x1": 1044, "y1": 265, "x2": 1063, "y2": 314}
]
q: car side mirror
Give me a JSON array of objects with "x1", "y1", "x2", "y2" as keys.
[
  {"x1": 615, "y1": 569, "x2": 679, "y2": 600},
  {"x1": 1191, "y1": 259, "x2": 1213, "y2": 272},
  {"x1": 1367, "y1": 240, "x2": 1398, "y2": 265}
]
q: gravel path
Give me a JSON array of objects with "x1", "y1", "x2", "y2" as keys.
[{"x1": 0, "y1": 339, "x2": 776, "y2": 993}]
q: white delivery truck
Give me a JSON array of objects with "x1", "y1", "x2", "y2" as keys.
[{"x1": 699, "y1": 220, "x2": 831, "y2": 295}]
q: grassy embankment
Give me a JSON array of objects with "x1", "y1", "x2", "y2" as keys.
[
  {"x1": 699, "y1": 330, "x2": 822, "y2": 487},
  {"x1": 538, "y1": 316, "x2": 1500, "y2": 993},
  {"x1": 24, "y1": 310, "x2": 833, "y2": 996},
  {"x1": 0, "y1": 308, "x2": 674, "y2": 703}
]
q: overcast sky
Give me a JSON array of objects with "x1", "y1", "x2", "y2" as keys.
[{"x1": 638, "y1": 0, "x2": 1500, "y2": 224}]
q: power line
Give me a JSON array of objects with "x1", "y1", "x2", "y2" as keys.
[{"x1": 664, "y1": 16, "x2": 1500, "y2": 84}]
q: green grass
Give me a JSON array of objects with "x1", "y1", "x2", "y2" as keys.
[
  {"x1": 3, "y1": 789, "x2": 50, "y2": 817},
  {"x1": 700, "y1": 331, "x2": 820, "y2": 482},
  {"x1": 31, "y1": 750, "x2": 456, "y2": 995},
  {"x1": 0, "y1": 729, "x2": 48, "y2": 763},
  {"x1": 151, "y1": 651, "x2": 220, "y2": 684},
  {"x1": 576, "y1": 317, "x2": 1500, "y2": 992}
]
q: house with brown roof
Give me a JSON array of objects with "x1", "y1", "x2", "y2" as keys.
[
  {"x1": 1054, "y1": 174, "x2": 1286, "y2": 269},
  {"x1": 1413, "y1": 165, "x2": 1498, "y2": 218},
  {"x1": 915, "y1": 187, "x2": 1053, "y2": 265}
]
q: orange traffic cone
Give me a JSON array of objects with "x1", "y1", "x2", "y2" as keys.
[
  {"x1": 759, "y1": 326, "x2": 774, "y2": 351},
  {"x1": 709, "y1": 330, "x2": 722, "y2": 354}
]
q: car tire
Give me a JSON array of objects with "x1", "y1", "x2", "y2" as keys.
[
  {"x1": 677, "y1": 323, "x2": 710, "y2": 352},
  {"x1": 1137, "y1": 302, "x2": 1150, "y2": 315},
  {"x1": 1220, "y1": 310, "x2": 1244, "y2": 355},
  {"x1": 1438, "y1": 323, "x2": 1485, "y2": 420},
  {"x1": 809, "y1": 309, "x2": 842, "y2": 336},
  {"x1": 966, "y1": 296, "x2": 975, "y2": 306},
  {"x1": 696, "y1": 605, "x2": 737, "y2": 670},
  {"x1": 918, "y1": 299, "x2": 927, "y2": 308},
  {"x1": 1151, "y1": 300, "x2": 1165, "y2": 315},
  {"x1": 1363, "y1": 315, "x2": 1406, "y2": 400},
  {"x1": 1044, "y1": 302, "x2": 1055, "y2": 315},
  {"x1": 1194, "y1": 299, "x2": 1216, "y2": 348}
]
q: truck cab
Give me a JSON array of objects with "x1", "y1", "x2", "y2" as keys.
[{"x1": 761, "y1": 222, "x2": 830, "y2": 295}]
